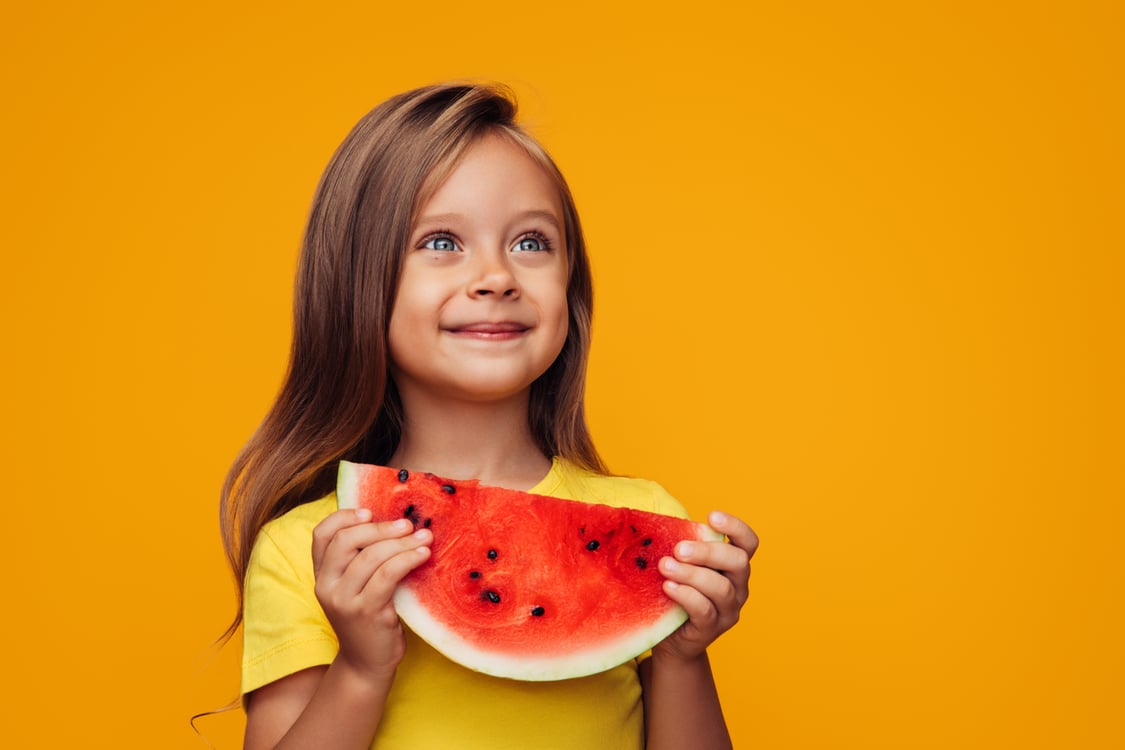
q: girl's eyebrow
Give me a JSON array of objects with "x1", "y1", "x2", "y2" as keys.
[
  {"x1": 414, "y1": 209, "x2": 563, "y2": 232},
  {"x1": 513, "y1": 210, "x2": 563, "y2": 231}
]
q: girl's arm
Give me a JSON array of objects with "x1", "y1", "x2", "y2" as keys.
[
  {"x1": 639, "y1": 651, "x2": 729, "y2": 749},
  {"x1": 243, "y1": 662, "x2": 388, "y2": 749},
  {"x1": 641, "y1": 511, "x2": 758, "y2": 750},
  {"x1": 243, "y1": 510, "x2": 433, "y2": 750}
]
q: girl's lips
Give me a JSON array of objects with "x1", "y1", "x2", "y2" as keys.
[
  {"x1": 447, "y1": 321, "x2": 531, "y2": 339},
  {"x1": 450, "y1": 322, "x2": 530, "y2": 333}
]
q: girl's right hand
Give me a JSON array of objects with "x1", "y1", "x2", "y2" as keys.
[{"x1": 311, "y1": 508, "x2": 432, "y2": 681}]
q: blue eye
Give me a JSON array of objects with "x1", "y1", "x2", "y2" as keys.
[
  {"x1": 514, "y1": 236, "x2": 546, "y2": 252},
  {"x1": 423, "y1": 236, "x2": 458, "y2": 251}
]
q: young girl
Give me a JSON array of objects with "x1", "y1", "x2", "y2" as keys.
[{"x1": 221, "y1": 83, "x2": 758, "y2": 750}]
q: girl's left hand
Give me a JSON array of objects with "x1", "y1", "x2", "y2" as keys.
[{"x1": 655, "y1": 511, "x2": 758, "y2": 661}]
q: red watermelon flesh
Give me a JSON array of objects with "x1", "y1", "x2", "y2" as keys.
[{"x1": 336, "y1": 460, "x2": 721, "y2": 681}]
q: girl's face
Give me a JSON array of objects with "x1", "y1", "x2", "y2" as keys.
[{"x1": 388, "y1": 133, "x2": 569, "y2": 406}]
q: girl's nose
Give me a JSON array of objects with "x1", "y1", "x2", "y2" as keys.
[{"x1": 469, "y1": 254, "x2": 520, "y2": 298}]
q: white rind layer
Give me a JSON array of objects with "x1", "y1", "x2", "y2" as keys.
[
  {"x1": 336, "y1": 461, "x2": 360, "y2": 509},
  {"x1": 393, "y1": 585, "x2": 691, "y2": 682}
]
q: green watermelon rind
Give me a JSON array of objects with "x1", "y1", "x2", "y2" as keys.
[{"x1": 336, "y1": 459, "x2": 723, "y2": 682}]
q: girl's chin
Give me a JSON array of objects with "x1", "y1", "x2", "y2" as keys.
[{"x1": 394, "y1": 375, "x2": 539, "y2": 405}]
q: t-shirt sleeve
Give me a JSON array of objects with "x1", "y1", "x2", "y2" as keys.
[
  {"x1": 241, "y1": 521, "x2": 339, "y2": 696},
  {"x1": 646, "y1": 481, "x2": 691, "y2": 520}
]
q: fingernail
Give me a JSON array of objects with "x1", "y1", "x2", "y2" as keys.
[
  {"x1": 677, "y1": 542, "x2": 694, "y2": 558},
  {"x1": 355, "y1": 508, "x2": 372, "y2": 521},
  {"x1": 662, "y1": 557, "x2": 680, "y2": 572},
  {"x1": 414, "y1": 528, "x2": 431, "y2": 539},
  {"x1": 709, "y1": 511, "x2": 727, "y2": 527},
  {"x1": 393, "y1": 519, "x2": 412, "y2": 531}
]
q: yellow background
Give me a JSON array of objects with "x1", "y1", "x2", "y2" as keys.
[{"x1": 3, "y1": 1, "x2": 1121, "y2": 747}]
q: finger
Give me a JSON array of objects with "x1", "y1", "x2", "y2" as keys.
[
  {"x1": 324, "y1": 517, "x2": 416, "y2": 559},
  {"x1": 659, "y1": 557, "x2": 740, "y2": 611},
  {"x1": 673, "y1": 538, "x2": 750, "y2": 578},
  {"x1": 358, "y1": 542, "x2": 433, "y2": 601},
  {"x1": 335, "y1": 527, "x2": 433, "y2": 599},
  {"x1": 314, "y1": 516, "x2": 414, "y2": 579},
  {"x1": 662, "y1": 579, "x2": 720, "y2": 631},
  {"x1": 312, "y1": 508, "x2": 374, "y2": 568},
  {"x1": 673, "y1": 538, "x2": 750, "y2": 604},
  {"x1": 707, "y1": 511, "x2": 759, "y2": 560}
]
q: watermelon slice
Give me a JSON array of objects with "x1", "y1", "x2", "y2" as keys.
[{"x1": 336, "y1": 460, "x2": 722, "y2": 681}]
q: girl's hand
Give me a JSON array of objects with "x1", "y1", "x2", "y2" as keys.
[
  {"x1": 311, "y1": 508, "x2": 432, "y2": 680},
  {"x1": 655, "y1": 511, "x2": 758, "y2": 662}
]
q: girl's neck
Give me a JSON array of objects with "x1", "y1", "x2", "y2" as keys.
[{"x1": 388, "y1": 389, "x2": 552, "y2": 491}]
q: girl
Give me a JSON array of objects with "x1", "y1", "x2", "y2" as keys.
[{"x1": 221, "y1": 83, "x2": 758, "y2": 750}]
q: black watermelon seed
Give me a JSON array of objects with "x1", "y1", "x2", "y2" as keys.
[
  {"x1": 642, "y1": 538, "x2": 653, "y2": 546},
  {"x1": 531, "y1": 606, "x2": 545, "y2": 617},
  {"x1": 487, "y1": 549, "x2": 498, "y2": 560},
  {"x1": 631, "y1": 525, "x2": 638, "y2": 534},
  {"x1": 397, "y1": 469, "x2": 409, "y2": 482},
  {"x1": 586, "y1": 540, "x2": 600, "y2": 551},
  {"x1": 403, "y1": 505, "x2": 415, "y2": 518},
  {"x1": 469, "y1": 571, "x2": 481, "y2": 579},
  {"x1": 635, "y1": 557, "x2": 648, "y2": 569},
  {"x1": 484, "y1": 590, "x2": 501, "y2": 604},
  {"x1": 579, "y1": 526, "x2": 585, "y2": 535},
  {"x1": 442, "y1": 484, "x2": 456, "y2": 494},
  {"x1": 423, "y1": 518, "x2": 432, "y2": 528}
]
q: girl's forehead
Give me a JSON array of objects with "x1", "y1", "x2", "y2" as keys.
[{"x1": 414, "y1": 133, "x2": 565, "y2": 227}]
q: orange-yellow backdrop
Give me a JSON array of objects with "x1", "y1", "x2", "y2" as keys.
[{"x1": 3, "y1": 1, "x2": 1121, "y2": 747}]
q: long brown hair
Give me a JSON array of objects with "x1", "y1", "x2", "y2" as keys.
[{"x1": 219, "y1": 83, "x2": 606, "y2": 635}]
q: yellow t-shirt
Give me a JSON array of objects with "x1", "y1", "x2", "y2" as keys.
[{"x1": 241, "y1": 458, "x2": 690, "y2": 750}]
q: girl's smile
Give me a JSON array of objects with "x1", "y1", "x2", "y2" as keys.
[
  {"x1": 444, "y1": 320, "x2": 532, "y2": 339},
  {"x1": 388, "y1": 132, "x2": 570, "y2": 404}
]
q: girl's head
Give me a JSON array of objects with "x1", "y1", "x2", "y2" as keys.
[
  {"x1": 221, "y1": 83, "x2": 605, "y2": 609},
  {"x1": 296, "y1": 83, "x2": 597, "y2": 465},
  {"x1": 294, "y1": 84, "x2": 603, "y2": 463}
]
